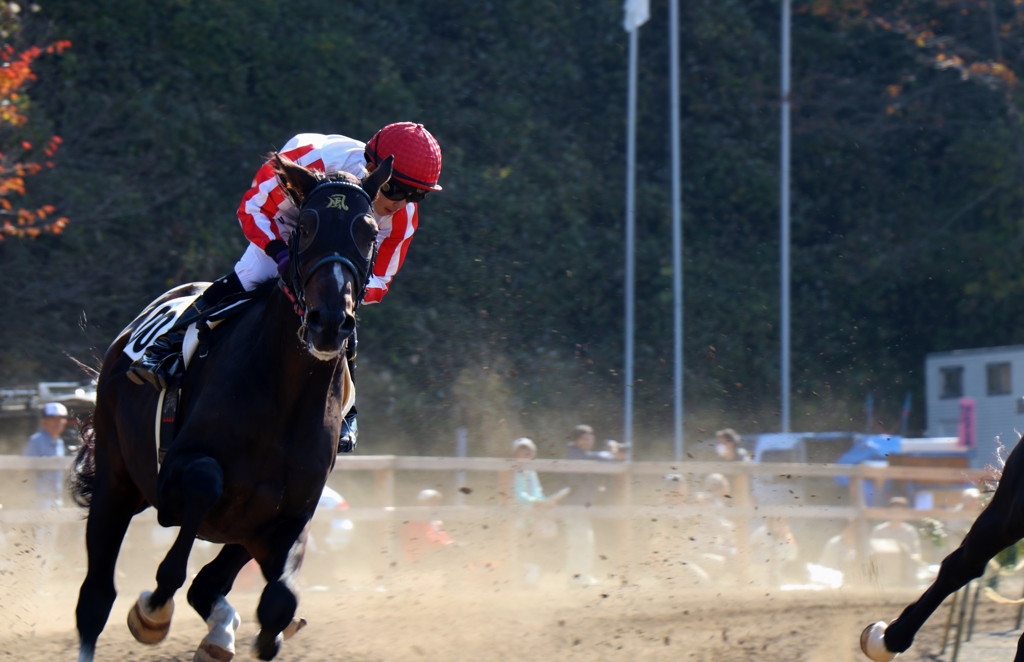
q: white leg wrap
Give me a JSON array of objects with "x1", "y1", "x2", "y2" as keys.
[
  {"x1": 860, "y1": 621, "x2": 898, "y2": 662},
  {"x1": 208, "y1": 597, "x2": 241, "y2": 648},
  {"x1": 194, "y1": 597, "x2": 241, "y2": 662}
]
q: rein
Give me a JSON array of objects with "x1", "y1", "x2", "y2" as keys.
[{"x1": 279, "y1": 180, "x2": 378, "y2": 343}]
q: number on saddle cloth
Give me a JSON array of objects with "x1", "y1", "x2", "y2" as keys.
[{"x1": 121, "y1": 286, "x2": 257, "y2": 364}]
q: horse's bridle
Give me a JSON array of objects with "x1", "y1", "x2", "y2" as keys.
[{"x1": 279, "y1": 180, "x2": 378, "y2": 342}]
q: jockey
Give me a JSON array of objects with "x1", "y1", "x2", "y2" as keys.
[{"x1": 128, "y1": 122, "x2": 443, "y2": 452}]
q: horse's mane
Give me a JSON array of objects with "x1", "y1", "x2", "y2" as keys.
[{"x1": 323, "y1": 170, "x2": 361, "y2": 186}]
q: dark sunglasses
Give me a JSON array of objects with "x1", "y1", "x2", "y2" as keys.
[{"x1": 380, "y1": 179, "x2": 429, "y2": 204}]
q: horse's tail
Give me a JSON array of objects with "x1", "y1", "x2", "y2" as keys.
[{"x1": 67, "y1": 414, "x2": 97, "y2": 509}]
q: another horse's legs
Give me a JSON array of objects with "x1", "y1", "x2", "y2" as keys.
[
  {"x1": 187, "y1": 543, "x2": 252, "y2": 662},
  {"x1": 75, "y1": 466, "x2": 144, "y2": 662},
  {"x1": 863, "y1": 488, "x2": 1024, "y2": 659},
  {"x1": 129, "y1": 456, "x2": 224, "y2": 645},
  {"x1": 251, "y1": 518, "x2": 311, "y2": 661}
]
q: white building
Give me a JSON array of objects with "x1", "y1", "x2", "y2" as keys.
[{"x1": 926, "y1": 344, "x2": 1024, "y2": 467}]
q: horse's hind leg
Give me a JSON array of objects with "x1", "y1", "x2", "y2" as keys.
[
  {"x1": 187, "y1": 543, "x2": 252, "y2": 662},
  {"x1": 250, "y1": 518, "x2": 312, "y2": 661},
  {"x1": 75, "y1": 462, "x2": 144, "y2": 662},
  {"x1": 862, "y1": 485, "x2": 1024, "y2": 660},
  {"x1": 129, "y1": 456, "x2": 224, "y2": 645}
]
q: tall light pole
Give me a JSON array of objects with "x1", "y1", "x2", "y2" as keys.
[
  {"x1": 669, "y1": 0, "x2": 684, "y2": 460},
  {"x1": 780, "y1": 0, "x2": 792, "y2": 433},
  {"x1": 623, "y1": 0, "x2": 649, "y2": 452}
]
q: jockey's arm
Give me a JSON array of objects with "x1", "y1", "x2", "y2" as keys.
[
  {"x1": 363, "y1": 202, "x2": 418, "y2": 304},
  {"x1": 237, "y1": 159, "x2": 286, "y2": 252},
  {"x1": 236, "y1": 134, "x2": 367, "y2": 255}
]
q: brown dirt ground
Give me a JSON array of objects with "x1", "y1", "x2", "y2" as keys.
[{"x1": 1, "y1": 518, "x2": 1019, "y2": 661}]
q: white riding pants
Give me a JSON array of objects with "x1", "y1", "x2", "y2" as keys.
[{"x1": 234, "y1": 243, "x2": 279, "y2": 291}]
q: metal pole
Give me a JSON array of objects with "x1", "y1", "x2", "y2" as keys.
[
  {"x1": 454, "y1": 427, "x2": 468, "y2": 506},
  {"x1": 780, "y1": 0, "x2": 792, "y2": 433},
  {"x1": 951, "y1": 582, "x2": 971, "y2": 662},
  {"x1": 669, "y1": 0, "x2": 684, "y2": 461},
  {"x1": 624, "y1": 26, "x2": 639, "y2": 450}
]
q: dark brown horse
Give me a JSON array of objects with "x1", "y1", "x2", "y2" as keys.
[
  {"x1": 861, "y1": 443, "x2": 1023, "y2": 662},
  {"x1": 69, "y1": 154, "x2": 392, "y2": 662}
]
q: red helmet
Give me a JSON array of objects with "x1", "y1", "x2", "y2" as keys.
[{"x1": 365, "y1": 122, "x2": 443, "y2": 191}]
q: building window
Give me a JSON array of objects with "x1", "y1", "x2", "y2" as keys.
[
  {"x1": 940, "y1": 366, "x2": 963, "y2": 399},
  {"x1": 987, "y1": 362, "x2": 1012, "y2": 396}
]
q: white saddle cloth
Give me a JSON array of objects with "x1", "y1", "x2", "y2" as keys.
[{"x1": 120, "y1": 290, "x2": 220, "y2": 370}]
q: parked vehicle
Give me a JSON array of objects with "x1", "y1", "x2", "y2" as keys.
[{"x1": 751, "y1": 431, "x2": 860, "y2": 506}]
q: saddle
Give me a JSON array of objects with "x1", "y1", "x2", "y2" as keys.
[{"x1": 119, "y1": 283, "x2": 259, "y2": 465}]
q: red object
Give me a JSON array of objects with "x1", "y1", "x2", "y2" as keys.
[
  {"x1": 958, "y1": 397, "x2": 976, "y2": 448},
  {"x1": 365, "y1": 123, "x2": 442, "y2": 191},
  {"x1": 399, "y1": 520, "x2": 455, "y2": 563}
]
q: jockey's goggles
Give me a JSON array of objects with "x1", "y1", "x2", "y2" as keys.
[{"x1": 380, "y1": 179, "x2": 429, "y2": 204}]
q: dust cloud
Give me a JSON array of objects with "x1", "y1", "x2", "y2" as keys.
[{"x1": 1, "y1": 473, "x2": 1009, "y2": 661}]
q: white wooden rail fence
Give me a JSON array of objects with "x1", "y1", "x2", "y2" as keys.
[
  {"x1": 0, "y1": 455, "x2": 992, "y2": 578},
  {"x1": 0, "y1": 454, "x2": 993, "y2": 521}
]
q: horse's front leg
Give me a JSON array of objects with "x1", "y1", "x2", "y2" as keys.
[
  {"x1": 75, "y1": 458, "x2": 145, "y2": 662},
  {"x1": 250, "y1": 517, "x2": 312, "y2": 661},
  {"x1": 129, "y1": 455, "x2": 224, "y2": 645},
  {"x1": 862, "y1": 486, "x2": 1024, "y2": 660}
]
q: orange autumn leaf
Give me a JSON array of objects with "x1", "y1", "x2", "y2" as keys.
[{"x1": 0, "y1": 38, "x2": 72, "y2": 242}]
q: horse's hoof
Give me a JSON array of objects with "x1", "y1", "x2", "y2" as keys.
[
  {"x1": 282, "y1": 618, "x2": 307, "y2": 641},
  {"x1": 127, "y1": 591, "x2": 174, "y2": 645},
  {"x1": 195, "y1": 640, "x2": 235, "y2": 662},
  {"x1": 249, "y1": 630, "x2": 283, "y2": 661},
  {"x1": 860, "y1": 621, "x2": 897, "y2": 661}
]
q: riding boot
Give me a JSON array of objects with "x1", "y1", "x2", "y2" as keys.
[
  {"x1": 338, "y1": 330, "x2": 358, "y2": 454},
  {"x1": 127, "y1": 272, "x2": 245, "y2": 390},
  {"x1": 338, "y1": 407, "x2": 357, "y2": 453}
]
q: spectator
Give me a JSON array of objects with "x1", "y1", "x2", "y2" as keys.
[
  {"x1": 869, "y1": 496, "x2": 922, "y2": 586},
  {"x1": 687, "y1": 491, "x2": 737, "y2": 580},
  {"x1": 715, "y1": 428, "x2": 751, "y2": 462},
  {"x1": 702, "y1": 472, "x2": 732, "y2": 507},
  {"x1": 661, "y1": 473, "x2": 688, "y2": 506},
  {"x1": 562, "y1": 424, "x2": 624, "y2": 587},
  {"x1": 751, "y1": 517, "x2": 800, "y2": 586},
  {"x1": 23, "y1": 402, "x2": 69, "y2": 507},
  {"x1": 945, "y1": 487, "x2": 984, "y2": 553},
  {"x1": 870, "y1": 496, "x2": 922, "y2": 562},
  {"x1": 398, "y1": 489, "x2": 456, "y2": 564},
  {"x1": 511, "y1": 437, "x2": 566, "y2": 585},
  {"x1": 650, "y1": 476, "x2": 713, "y2": 586},
  {"x1": 513, "y1": 438, "x2": 548, "y2": 505},
  {"x1": 818, "y1": 519, "x2": 863, "y2": 584}
]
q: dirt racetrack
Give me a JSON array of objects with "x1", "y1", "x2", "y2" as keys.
[
  {"x1": 2, "y1": 549, "x2": 1017, "y2": 662},
  {"x1": 1, "y1": 503, "x2": 1017, "y2": 661}
]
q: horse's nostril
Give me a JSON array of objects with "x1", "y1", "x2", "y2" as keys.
[
  {"x1": 338, "y1": 315, "x2": 356, "y2": 337},
  {"x1": 306, "y1": 310, "x2": 324, "y2": 331}
]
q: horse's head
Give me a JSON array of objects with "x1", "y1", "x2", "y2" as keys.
[{"x1": 272, "y1": 153, "x2": 393, "y2": 360}]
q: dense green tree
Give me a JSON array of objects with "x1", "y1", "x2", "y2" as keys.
[{"x1": 2, "y1": 0, "x2": 1023, "y2": 456}]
